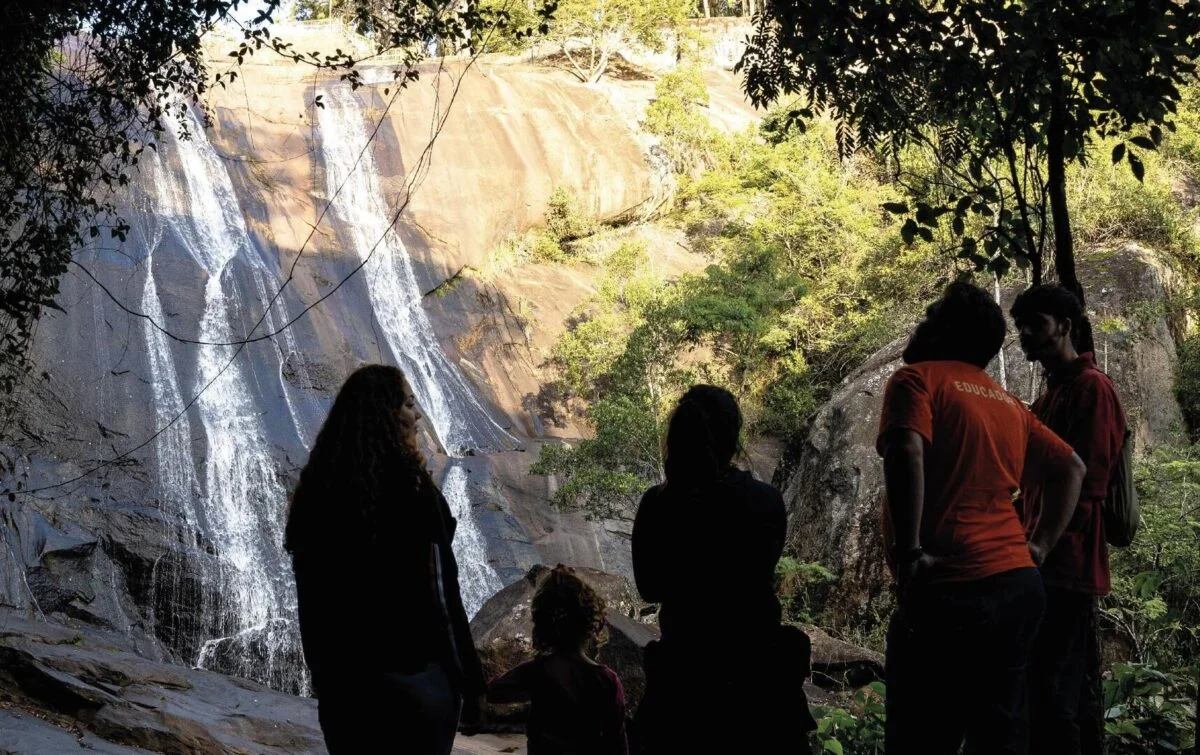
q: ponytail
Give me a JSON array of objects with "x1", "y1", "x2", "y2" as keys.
[
  {"x1": 1073, "y1": 315, "x2": 1095, "y2": 355},
  {"x1": 663, "y1": 385, "x2": 742, "y2": 489}
]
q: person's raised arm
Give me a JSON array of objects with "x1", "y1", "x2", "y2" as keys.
[
  {"x1": 1025, "y1": 418, "x2": 1087, "y2": 565},
  {"x1": 485, "y1": 660, "x2": 534, "y2": 705}
]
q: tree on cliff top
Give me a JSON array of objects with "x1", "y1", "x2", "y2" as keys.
[
  {"x1": 0, "y1": 0, "x2": 519, "y2": 394},
  {"x1": 738, "y1": 0, "x2": 1200, "y2": 303},
  {"x1": 546, "y1": 0, "x2": 689, "y2": 83}
]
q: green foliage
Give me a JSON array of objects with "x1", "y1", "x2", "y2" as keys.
[
  {"x1": 1103, "y1": 663, "x2": 1196, "y2": 754},
  {"x1": 545, "y1": 187, "x2": 597, "y2": 246},
  {"x1": 547, "y1": 0, "x2": 689, "y2": 82},
  {"x1": 530, "y1": 393, "x2": 661, "y2": 519},
  {"x1": 1177, "y1": 336, "x2": 1200, "y2": 441},
  {"x1": 1161, "y1": 81, "x2": 1200, "y2": 185},
  {"x1": 644, "y1": 64, "x2": 721, "y2": 174},
  {"x1": 483, "y1": 0, "x2": 549, "y2": 53},
  {"x1": 809, "y1": 683, "x2": 886, "y2": 755},
  {"x1": 533, "y1": 242, "x2": 689, "y2": 517},
  {"x1": 671, "y1": 118, "x2": 944, "y2": 432},
  {"x1": 534, "y1": 73, "x2": 947, "y2": 516},
  {"x1": 481, "y1": 187, "x2": 598, "y2": 271},
  {"x1": 738, "y1": 0, "x2": 1200, "y2": 296},
  {"x1": 775, "y1": 557, "x2": 834, "y2": 624},
  {"x1": 1069, "y1": 142, "x2": 1200, "y2": 267},
  {"x1": 1104, "y1": 445, "x2": 1200, "y2": 670}
]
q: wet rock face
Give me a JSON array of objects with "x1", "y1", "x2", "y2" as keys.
[
  {"x1": 779, "y1": 245, "x2": 1186, "y2": 624},
  {"x1": 0, "y1": 608, "x2": 326, "y2": 754}
]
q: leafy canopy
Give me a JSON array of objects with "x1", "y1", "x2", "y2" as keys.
[
  {"x1": 738, "y1": 0, "x2": 1200, "y2": 300},
  {"x1": 546, "y1": 0, "x2": 689, "y2": 82}
]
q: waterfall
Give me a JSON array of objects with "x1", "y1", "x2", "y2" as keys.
[
  {"x1": 316, "y1": 83, "x2": 513, "y2": 615},
  {"x1": 149, "y1": 110, "x2": 308, "y2": 694},
  {"x1": 135, "y1": 171, "x2": 200, "y2": 522}
]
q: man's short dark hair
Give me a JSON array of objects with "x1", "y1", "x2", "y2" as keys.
[
  {"x1": 1010, "y1": 284, "x2": 1093, "y2": 352},
  {"x1": 928, "y1": 281, "x2": 1007, "y2": 368}
]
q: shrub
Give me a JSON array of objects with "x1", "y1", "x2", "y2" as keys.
[
  {"x1": 1104, "y1": 445, "x2": 1200, "y2": 670},
  {"x1": 775, "y1": 557, "x2": 835, "y2": 624},
  {"x1": 545, "y1": 187, "x2": 595, "y2": 244},
  {"x1": 1175, "y1": 334, "x2": 1200, "y2": 441},
  {"x1": 809, "y1": 682, "x2": 887, "y2": 755},
  {"x1": 1103, "y1": 663, "x2": 1196, "y2": 754}
]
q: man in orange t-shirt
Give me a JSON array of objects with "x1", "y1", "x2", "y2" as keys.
[{"x1": 877, "y1": 282, "x2": 1085, "y2": 755}]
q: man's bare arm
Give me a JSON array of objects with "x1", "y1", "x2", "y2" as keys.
[
  {"x1": 882, "y1": 429, "x2": 925, "y2": 554},
  {"x1": 1028, "y1": 451, "x2": 1086, "y2": 564}
]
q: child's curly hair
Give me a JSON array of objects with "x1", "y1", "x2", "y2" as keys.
[{"x1": 531, "y1": 565, "x2": 609, "y2": 654}]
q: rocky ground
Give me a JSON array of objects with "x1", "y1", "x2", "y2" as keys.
[
  {"x1": 0, "y1": 606, "x2": 530, "y2": 754},
  {"x1": 0, "y1": 565, "x2": 881, "y2": 753}
]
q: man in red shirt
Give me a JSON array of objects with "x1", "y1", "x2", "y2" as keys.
[
  {"x1": 878, "y1": 282, "x2": 1086, "y2": 754},
  {"x1": 1011, "y1": 284, "x2": 1127, "y2": 755}
]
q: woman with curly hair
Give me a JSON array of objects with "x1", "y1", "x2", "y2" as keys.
[
  {"x1": 487, "y1": 565, "x2": 629, "y2": 755},
  {"x1": 285, "y1": 364, "x2": 484, "y2": 754}
]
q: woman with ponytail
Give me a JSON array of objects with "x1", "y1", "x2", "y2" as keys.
[{"x1": 631, "y1": 385, "x2": 814, "y2": 753}]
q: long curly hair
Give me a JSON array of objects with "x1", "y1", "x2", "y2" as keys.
[
  {"x1": 531, "y1": 565, "x2": 609, "y2": 655},
  {"x1": 285, "y1": 364, "x2": 434, "y2": 554}
]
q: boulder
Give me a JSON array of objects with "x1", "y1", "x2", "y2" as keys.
[
  {"x1": 0, "y1": 608, "x2": 325, "y2": 754},
  {"x1": 802, "y1": 624, "x2": 885, "y2": 689},
  {"x1": 777, "y1": 245, "x2": 1186, "y2": 624}
]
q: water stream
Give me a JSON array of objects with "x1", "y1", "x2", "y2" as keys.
[
  {"x1": 317, "y1": 83, "x2": 514, "y2": 614},
  {"x1": 146, "y1": 111, "x2": 308, "y2": 693}
]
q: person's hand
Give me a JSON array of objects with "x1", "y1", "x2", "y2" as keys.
[
  {"x1": 1028, "y1": 540, "x2": 1049, "y2": 567},
  {"x1": 896, "y1": 550, "x2": 940, "y2": 604},
  {"x1": 459, "y1": 694, "x2": 485, "y2": 736}
]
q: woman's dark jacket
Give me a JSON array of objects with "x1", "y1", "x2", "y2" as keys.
[
  {"x1": 632, "y1": 468, "x2": 786, "y2": 644},
  {"x1": 291, "y1": 472, "x2": 485, "y2": 697}
]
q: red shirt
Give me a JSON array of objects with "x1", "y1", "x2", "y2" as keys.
[
  {"x1": 877, "y1": 361, "x2": 1076, "y2": 583},
  {"x1": 1022, "y1": 352, "x2": 1126, "y2": 595}
]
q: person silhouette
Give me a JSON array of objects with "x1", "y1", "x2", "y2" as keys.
[
  {"x1": 285, "y1": 364, "x2": 484, "y2": 754},
  {"x1": 487, "y1": 565, "x2": 629, "y2": 755},
  {"x1": 631, "y1": 385, "x2": 815, "y2": 754}
]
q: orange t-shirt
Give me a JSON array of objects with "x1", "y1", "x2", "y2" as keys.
[{"x1": 876, "y1": 360, "x2": 1075, "y2": 583}]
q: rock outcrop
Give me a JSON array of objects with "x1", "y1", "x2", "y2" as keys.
[
  {"x1": 778, "y1": 245, "x2": 1187, "y2": 623},
  {"x1": 0, "y1": 608, "x2": 324, "y2": 754}
]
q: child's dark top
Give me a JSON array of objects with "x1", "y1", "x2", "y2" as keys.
[{"x1": 487, "y1": 654, "x2": 628, "y2": 755}]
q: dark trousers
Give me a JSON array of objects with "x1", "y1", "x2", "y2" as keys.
[
  {"x1": 1029, "y1": 587, "x2": 1105, "y2": 755},
  {"x1": 316, "y1": 663, "x2": 462, "y2": 754},
  {"x1": 885, "y1": 567, "x2": 1045, "y2": 755}
]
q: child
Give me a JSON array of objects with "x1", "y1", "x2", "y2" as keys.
[{"x1": 487, "y1": 565, "x2": 629, "y2": 755}]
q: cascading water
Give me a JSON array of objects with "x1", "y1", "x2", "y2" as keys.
[
  {"x1": 317, "y1": 82, "x2": 515, "y2": 615},
  {"x1": 149, "y1": 110, "x2": 308, "y2": 693}
]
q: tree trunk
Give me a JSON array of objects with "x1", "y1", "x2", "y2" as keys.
[
  {"x1": 589, "y1": 46, "x2": 611, "y2": 83},
  {"x1": 1048, "y1": 69, "x2": 1082, "y2": 304},
  {"x1": 702, "y1": 0, "x2": 711, "y2": 17}
]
